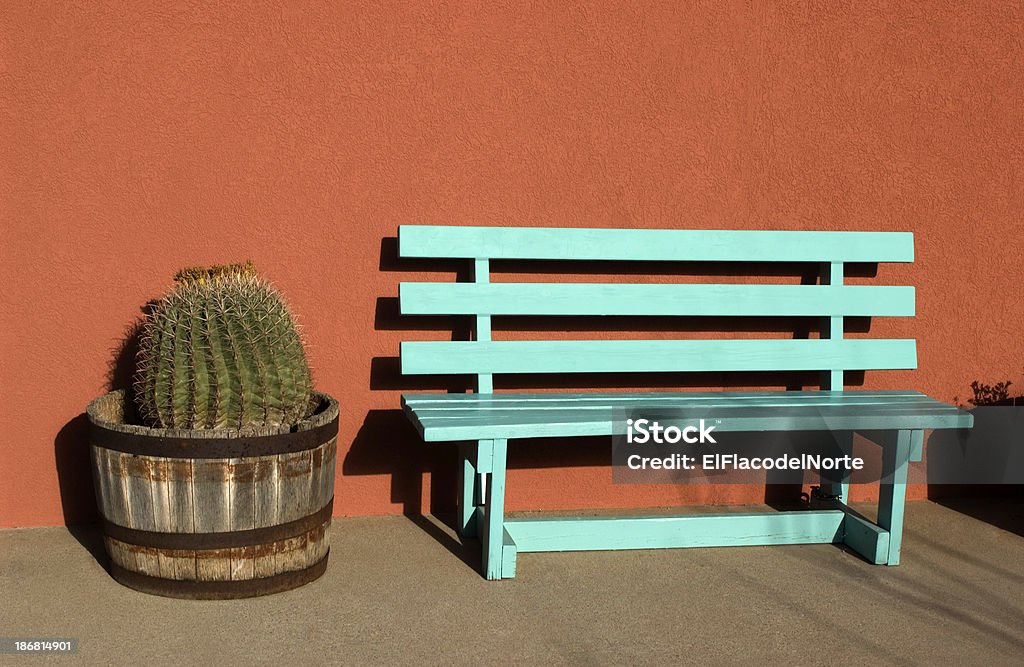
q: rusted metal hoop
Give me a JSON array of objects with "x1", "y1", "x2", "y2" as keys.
[
  {"x1": 101, "y1": 497, "x2": 334, "y2": 550},
  {"x1": 89, "y1": 414, "x2": 339, "y2": 459},
  {"x1": 109, "y1": 552, "x2": 330, "y2": 600}
]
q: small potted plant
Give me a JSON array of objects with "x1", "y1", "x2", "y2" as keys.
[{"x1": 87, "y1": 262, "x2": 338, "y2": 599}]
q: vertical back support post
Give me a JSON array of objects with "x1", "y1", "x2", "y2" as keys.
[
  {"x1": 474, "y1": 258, "x2": 493, "y2": 394},
  {"x1": 822, "y1": 261, "x2": 844, "y2": 390},
  {"x1": 463, "y1": 258, "x2": 510, "y2": 577},
  {"x1": 472, "y1": 259, "x2": 510, "y2": 577},
  {"x1": 474, "y1": 258, "x2": 493, "y2": 529},
  {"x1": 821, "y1": 261, "x2": 849, "y2": 501},
  {"x1": 456, "y1": 258, "x2": 494, "y2": 538}
]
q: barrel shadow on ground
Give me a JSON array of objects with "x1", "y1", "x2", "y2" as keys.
[
  {"x1": 53, "y1": 317, "x2": 147, "y2": 570},
  {"x1": 54, "y1": 414, "x2": 108, "y2": 570}
]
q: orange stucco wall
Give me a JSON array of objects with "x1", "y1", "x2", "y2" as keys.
[{"x1": 3, "y1": 2, "x2": 1022, "y2": 527}]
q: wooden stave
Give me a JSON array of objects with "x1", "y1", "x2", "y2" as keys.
[
  {"x1": 89, "y1": 440, "x2": 337, "y2": 532},
  {"x1": 103, "y1": 516, "x2": 332, "y2": 583}
]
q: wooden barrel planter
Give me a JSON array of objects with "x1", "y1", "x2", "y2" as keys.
[{"x1": 86, "y1": 390, "x2": 338, "y2": 599}]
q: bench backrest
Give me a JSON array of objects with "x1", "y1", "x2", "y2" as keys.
[{"x1": 398, "y1": 226, "x2": 916, "y2": 393}]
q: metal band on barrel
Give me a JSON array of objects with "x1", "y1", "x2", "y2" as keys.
[
  {"x1": 101, "y1": 498, "x2": 334, "y2": 550},
  {"x1": 108, "y1": 552, "x2": 330, "y2": 600},
  {"x1": 89, "y1": 415, "x2": 339, "y2": 458}
]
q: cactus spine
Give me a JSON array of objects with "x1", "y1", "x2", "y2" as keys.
[{"x1": 134, "y1": 262, "x2": 313, "y2": 430}]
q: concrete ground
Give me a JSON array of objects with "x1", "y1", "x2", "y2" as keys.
[{"x1": 1, "y1": 500, "x2": 1022, "y2": 666}]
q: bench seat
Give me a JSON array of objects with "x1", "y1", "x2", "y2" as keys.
[{"x1": 403, "y1": 390, "x2": 972, "y2": 442}]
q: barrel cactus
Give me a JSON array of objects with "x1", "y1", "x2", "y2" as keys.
[{"x1": 133, "y1": 262, "x2": 314, "y2": 430}]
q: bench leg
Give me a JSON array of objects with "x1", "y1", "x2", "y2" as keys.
[
  {"x1": 877, "y1": 429, "x2": 916, "y2": 566},
  {"x1": 482, "y1": 438, "x2": 511, "y2": 580},
  {"x1": 457, "y1": 444, "x2": 478, "y2": 538},
  {"x1": 821, "y1": 431, "x2": 852, "y2": 504}
]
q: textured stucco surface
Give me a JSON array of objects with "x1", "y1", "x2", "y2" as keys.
[{"x1": 2, "y1": 2, "x2": 1023, "y2": 527}]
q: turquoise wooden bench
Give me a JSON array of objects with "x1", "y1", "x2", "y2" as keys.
[{"x1": 397, "y1": 225, "x2": 974, "y2": 579}]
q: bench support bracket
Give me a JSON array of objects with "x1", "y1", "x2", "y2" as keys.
[{"x1": 457, "y1": 443, "x2": 478, "y2": 538}]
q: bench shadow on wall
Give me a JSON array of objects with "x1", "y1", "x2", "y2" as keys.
[{"x1": 346, "y1": 237, "x2": 879, "y2": 545}]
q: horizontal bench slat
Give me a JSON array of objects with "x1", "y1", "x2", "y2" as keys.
[
  {"x1": 503, "y1": 511, "x2": 846, "y2": 552},
  {"x1": 403, "y1": 389, "x2": 926, "y2": 407},
  {"x1": 405, "y1": 391, "x2": 929, "y2": 411},
  {"x1": 398, "y1": 226, "x2": 914, "y2": 262},
  {"x1": 400, "y1": 283, "x2": 915, "y2": 317},
  {"x1": 413, "y1": 419, "x2": 960, "y2": 441},
  {"x1": 407, "y1": 411, "x2": 971, "y2": 442},
  {"x1": 400, "y1": 339, "x2": 918, "y2": 375},
  {"x1": 415, "y1": 404, "x2": 959, "y2": 425},
  {"x1": 402, "y1": 391, "x2": 973, "y2": 441},
  {"x1": 406, "y1": 392, "x2": 942, "y2": 410},
  {"x1": 408, "y1": 400, "x2": 947, "y2": 416}
]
